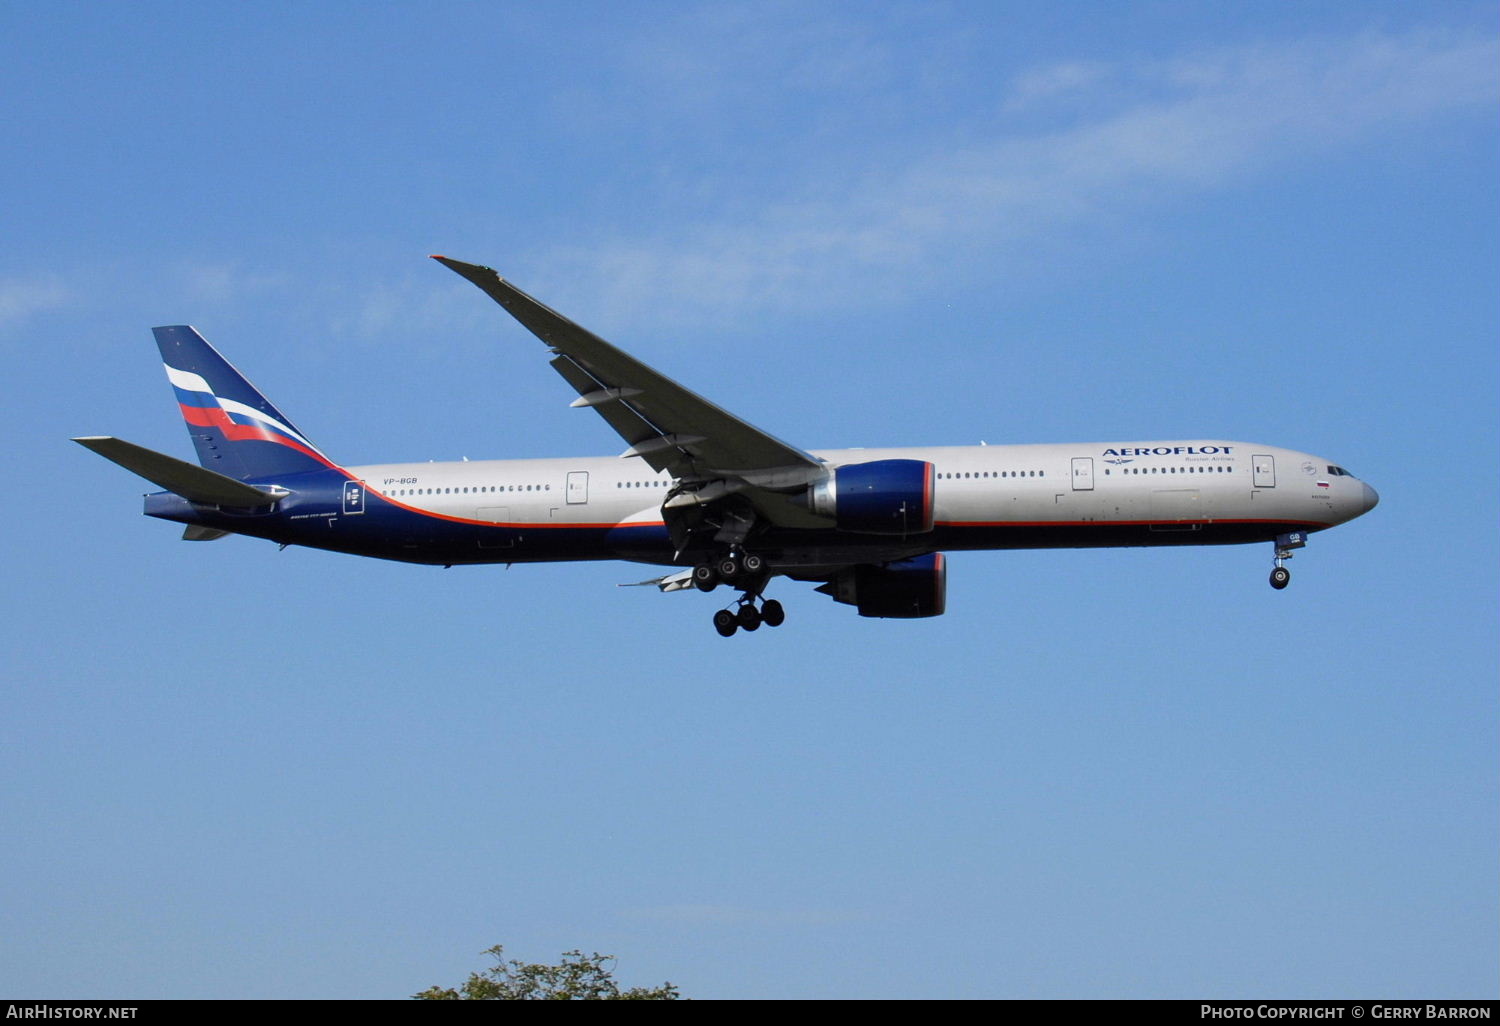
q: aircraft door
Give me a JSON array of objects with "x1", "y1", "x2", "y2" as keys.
[
  {"x1": 342, "y1": 480, "x2": 366, "y2": 514},
  {"x1": 476, "y1": 506, "x2": 514, "y2": 548},
  {"x1": 1252, "y1": 454, "x2": 1276, "y2": 487},
  {"x1": 566, "y1": 471, "x2": 589, "y2": 504},
  {"x1": 1071, "y1": 457, "x2": 1094, "y2": 491}
]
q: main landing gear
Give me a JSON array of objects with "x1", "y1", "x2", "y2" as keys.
[
  {"x1": 694, "y1": 551, "x2": 783, "y2": 637},
  {"x1": 1269, "y1": 531, "x2": 1307, "y2": 590},
  {"x1": 712, "y1": 597, "x2": 785, "y2": 637},
  {"x1": 693, "y1": 552, "x2": 764, "y2": 588}
]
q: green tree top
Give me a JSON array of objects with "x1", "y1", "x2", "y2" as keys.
[{"x1": 413, "y1": 945, "x2": 681, "y2": 1001}]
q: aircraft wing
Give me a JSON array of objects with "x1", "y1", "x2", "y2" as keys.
[{"x1": 433, "y1": 256, "x2": 823, "y2": 485}]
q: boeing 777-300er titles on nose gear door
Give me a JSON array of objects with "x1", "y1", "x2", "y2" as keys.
[{"x1": 76, "y1": 255, "x2": 1379, "y2": 637}]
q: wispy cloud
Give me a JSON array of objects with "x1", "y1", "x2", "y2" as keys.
[
  {"x1": 622, "y1": 903, "x2": 872, "y2": 928},
  {"x1": 533, "y1": 26, "x2": 1498, "y2": 329},
  {"x1": 167, "y1": 22, "x2": 1494, "y2": 350},
  {"x1": 180, "y1": 263, "x2": 289, "y2": 306},
  {"x1": 0, "y1": 275, "x2": 68, "y2": 330},
  {"x1": 1003, "y1": 61, "x2": 1113, "y2": 112}
]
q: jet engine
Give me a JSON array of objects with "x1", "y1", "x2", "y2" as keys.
[
  {"x1": 806, "y1": 459, "x2": 935, "y2": 536},
  {"x1": 816, "y1": 553, "x2": 947, "y2": 618}
]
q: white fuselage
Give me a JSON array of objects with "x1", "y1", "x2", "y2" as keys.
[{"x1": 344, "y1": 439, "x2": 1374, "y2": 556}]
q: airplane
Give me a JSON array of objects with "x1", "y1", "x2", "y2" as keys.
[{"x1": 76, "y1": 255, "x2": 1379, "y2": 637}]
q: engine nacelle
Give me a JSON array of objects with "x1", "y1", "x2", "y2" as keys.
[
  {"x1": 807, "y1": 459, "x2": 935, "y2": 536},
  {"x1": 816, "y1": 553, "x2": 947, "y2": 618}
]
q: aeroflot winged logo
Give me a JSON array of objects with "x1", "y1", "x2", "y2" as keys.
[{"x1": 164, "y1": 364, "x2": 328, "y2": 463}]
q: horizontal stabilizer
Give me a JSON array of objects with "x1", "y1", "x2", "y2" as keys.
[
  {"x1": 182, "y1": 525, "x2": 233, "y2": 541},
  {"x1": 620, "y1": 569, "x2": 695, "y2": 593},
  {"x1": 72, "y1": 436, "x2": 287, "y2": 506}
]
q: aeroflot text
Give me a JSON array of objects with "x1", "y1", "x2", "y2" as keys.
[
  {"x1": 1201, "y1": 1008, "x2": 1490, "y2": 1020},
  {"x1": 1104, "y1": 446, "x2": 1234, "y2": 456}
]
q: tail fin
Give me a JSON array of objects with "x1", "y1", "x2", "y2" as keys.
[{"x1": 153, "y1": 325, "x2": 337, "y2": 480}]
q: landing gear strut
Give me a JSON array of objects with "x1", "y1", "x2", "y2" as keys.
[{"x1": 1269, "y1": 531, "x2": 1306, "y2": 590}]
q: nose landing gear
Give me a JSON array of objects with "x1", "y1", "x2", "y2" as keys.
[{"x1": 1269, "y1": 531, "x2": 1307, "y2": 590}]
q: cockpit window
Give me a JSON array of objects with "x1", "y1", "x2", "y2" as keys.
[{"x1": 1325, "y1": 466, "x2": 1354, "y2": 477}]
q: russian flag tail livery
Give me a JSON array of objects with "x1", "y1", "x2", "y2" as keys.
[{"x1": 153, "y1": 326, "x2": 337, "y2": 480}]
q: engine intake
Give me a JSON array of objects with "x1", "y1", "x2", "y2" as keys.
[
  {"x1": 808, "y1": 459, "x2": 935, "y2": 536},
  {"x1": 816, "y1": 553, "x2": 947, "y2": 618}
]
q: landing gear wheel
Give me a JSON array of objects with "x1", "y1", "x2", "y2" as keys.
[
  {"x1": 760, "y1": 599, "x2": 785, "y2": 627},
  {"x1": 712, "y1": 609, "x2": 738, "y2": 637},
  {"x1": 717, "y1": 555, "x2": 742, "y2": 581},
  {"x1": 736, "y1": 604, "x2": 762, "y2": 632},
  {"x1": 742, "y1": 553, "x2": 764, "y2": 574},
  {"x1": 1270, "y1": 566, "x2": 1291, "y2": 590},
  {"x1": 692, "y1": 564, "x2": 718, "y2": 592}
]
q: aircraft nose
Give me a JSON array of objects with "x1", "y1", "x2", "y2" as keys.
[{"x1": 1360, "y1": 482, "x2": 1379, "y2": 514}]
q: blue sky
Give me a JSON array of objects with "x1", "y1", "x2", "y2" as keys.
[{"x1": 2, "y1": 1, "x2": 1496, "y2": 999}]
